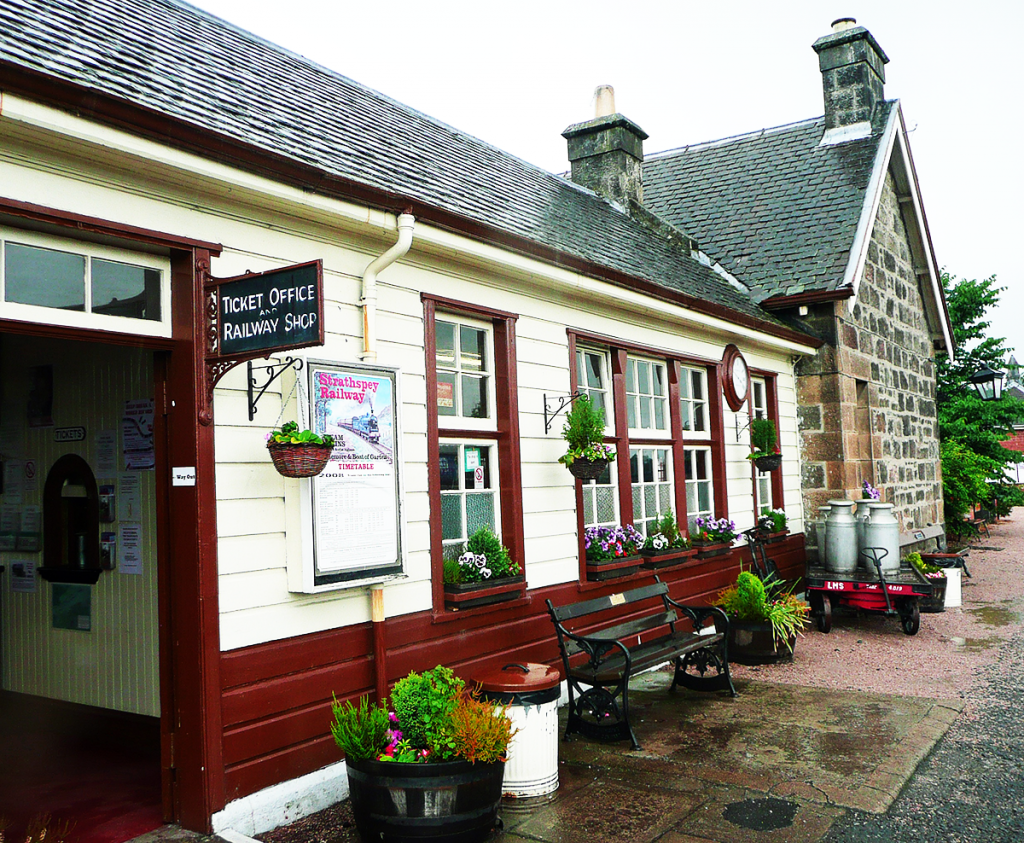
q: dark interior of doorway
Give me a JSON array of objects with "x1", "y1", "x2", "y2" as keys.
[{"x1": 0, "y1": 691, "x2": 163, "y2": 843}]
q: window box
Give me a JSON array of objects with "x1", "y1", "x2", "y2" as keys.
[
  {"x1": 759, "y1": 529, "x2": 789, "y2": 545},
  {"x1": 585, "y1": 554, "x2": 642, "y2": 581},
  {"x1": 691, "y1": 540, "x2": 733, "y2": 559},
  {"x1": 443, "y1": 575, "x2": 525, "y2": 611},
  {"x1": 639, "y1": 547, "x2": 698, "y2": 569}
]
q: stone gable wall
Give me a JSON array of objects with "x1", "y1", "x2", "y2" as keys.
[{"x1": 797, "y1": 169, "x2": 942, "y2": 545}]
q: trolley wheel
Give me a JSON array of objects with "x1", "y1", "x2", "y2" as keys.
[
  {"x1": 817, "y1": 594, "x2": 832, "y2": 633},
  {"x1": 900, "y1": 600, "x2": 920, "y2": 636}
]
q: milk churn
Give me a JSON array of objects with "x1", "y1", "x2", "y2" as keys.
[
  {"x1": 854, "y1": 501, "x2": 871, "y2": 565},
  {"x1": 861, "y1": 502, "x2": 900, "y2": 573},
  {"x1": 824, "y1": 500, "x2": 858, "y2": 573},
  {"x1": 817, "y1": 506, "x2": 831, "y2": 565}
]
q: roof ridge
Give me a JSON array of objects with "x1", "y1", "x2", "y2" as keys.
[{"x1": 646, "y1": 115, "x2": 824, "y2": 161}]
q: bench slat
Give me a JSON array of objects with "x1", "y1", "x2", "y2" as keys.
[
  {"x1": 564, "y1": 610, "x2": 678, "y2": 657},
  {"x1": 568, "y1": 631, "x2": 725, "y2": 684},
  {"x1": 548, "y1": 582, "x2": 669, "y2": 623}
]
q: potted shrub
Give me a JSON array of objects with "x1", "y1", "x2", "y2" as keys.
[
  {"x1": 691, "y1": 515, "x2": 737, "y2": 558},
  {"x1": 331, "y1": 665, "x2": 516, "y2": 843},
  {"x1": 583, "y1": 523, "x2": 643, "y2": 580},
  {"x1": 713, "y1": 571, "x2": 810, "y2": 664},
  {"x1": 640, "y1": 511, "x2": 696, "y2": 568},
  {"x1": 558, "y1": 395, "x2": 616, "y2": 480},
  {"x1": 757, "y1": 508, "x2": 789, "y2": 543},
  {"x1": 442, "y1": 526, "x2": 524, "y2": 610},
  {"x1": 265, "y1": 420, "x2": 335, "y2": 478},
  {"x1": 747, "y1": 418, "x2": 782, "y2": 472}
]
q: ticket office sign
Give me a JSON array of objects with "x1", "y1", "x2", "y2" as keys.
[{"x1": 216, "y1": 260, "x2": 324, "y2": 356}]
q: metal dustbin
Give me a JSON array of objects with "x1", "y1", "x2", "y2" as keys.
[{"x1": 476, "y1": 662, "x2": 560, "y2": 798}]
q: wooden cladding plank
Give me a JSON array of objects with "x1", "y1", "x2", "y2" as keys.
[
  {"x1": 222, "y1": 700, "x2": 341, "y2": 767},
  {"x1": 224, "y1": 734, "x2": 340, "y2": 803}
]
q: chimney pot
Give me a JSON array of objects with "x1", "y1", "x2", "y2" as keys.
[
  {"x1": 594, "y1": 85, "x2": 616, "y2": 118},
  {"x1": 831, "y1": 17, "x2": 857, "y2": 32}
]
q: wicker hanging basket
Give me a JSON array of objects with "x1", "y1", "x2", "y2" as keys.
[
  {"x1": 754, "y1": 453, "x2": 783, "y2": 473},
  {"x1": 267, "y1": 442, "x2": 334, "y2": 478},
  {"x1": 566, "y1": 457, "x2": 610, "y2": 481}
]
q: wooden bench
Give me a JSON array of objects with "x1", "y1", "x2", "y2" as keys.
[{"x1": 546, "y1": 577, "x2": 736, "y2": 750}]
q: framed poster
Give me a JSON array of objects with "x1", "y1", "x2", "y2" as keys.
[{"x1": 291, "y1": 360, "x2": 403, "y2": 591}]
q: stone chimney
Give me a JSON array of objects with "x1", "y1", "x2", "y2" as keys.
[
  {"x1": 562, "y1": 85, "x2": 648, "y2": 206},
  {"x1": 812, "y1": 18, "x2": 889, "y2": 130}
]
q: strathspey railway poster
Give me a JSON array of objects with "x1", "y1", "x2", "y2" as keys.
[{"x1": 307, "y1": 362, "x2": 401, "y2": 584}]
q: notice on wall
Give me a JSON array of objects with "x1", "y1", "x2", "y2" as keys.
[
  {"x1": 117, "y1": 472, "x2": 142, "y2": 521},
  {"x1": 3, "y1": 460, "x2": 25, "y2": 504},
  {"x1": 96, "y1": 429, "x2": 118, "y2": 475},
  {"x1": 0, "y1": 504, "x2": 19, "y2": 551},
  {"x1": 99, "y1": 485, "x2": 116, "y2": 523},
  {"x1": 101, "y1": 531, "x2": 117, "y2": 570},
  {"x1": 10, "y1": 559, "x2": 36, "y2": 593},
  {"x1": 52, "y1": 584, "x2": 91, "y2": 631},
  {"x1": 122, "y1": 399, "x2": 155, "y2": 470},
  {"x1": 16, "y1": 505, "x2": 41, "y2": 552},
  {"x1": 308, "y1": 363, "x2": 400, "y2": 583},
  {"x1": 118, "y1": 522, "x2": 143, "y2": 575}
]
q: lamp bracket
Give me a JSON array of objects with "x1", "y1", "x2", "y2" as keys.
[
  {"x1": 248, "y1": 357, "x2": 303, "y2": 421},
  {"x1": 544, "y1": 391, "x2": 584, "y2": 435},
  {"x1": 735, "y1": 415, "x2": 752, "y2": 442}
]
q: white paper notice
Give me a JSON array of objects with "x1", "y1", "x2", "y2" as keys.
[
  {"x1": 3, "y1": 460, "x2": 25, "y2": 504},
  {"x1": 122, "y1": 399, "x2": 155, "y2": 470},
  {"x1": 0, "y1": 504, "x2": 19, "y2": 551},
  {"x1": 11, "y1": 559, "x2": 36, "y2": 593},
  {"x1": 117, "y1": 472, "x2": 143, "y2": 521},
  {"x1": 96, "y1": 429, "x2": 118, "y2": 475},
  {"x1": 118, "y1": 522, "x2": 143, "y2": 575},
  {"x1": 16, "y1": 505, "x2": 41, "y2": 552}
]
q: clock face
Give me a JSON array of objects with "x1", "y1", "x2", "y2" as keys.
[
  {"x1": 732, "y1": 355, "x2": 749, "y2": 403},
  {"x1": 721, "y1": 344, "x2": 749, "y2": 411}
]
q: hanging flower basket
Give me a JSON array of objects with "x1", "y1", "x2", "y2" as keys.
[
  {"x1": 754, "y1": 453, "x2": 783, "y2": 473},
  {"x1": 567, "y1": 457, "x2": 610, "y2": 480},
  {"x1": 267, "y1": 442, "x2": 334, "y2": 478}
]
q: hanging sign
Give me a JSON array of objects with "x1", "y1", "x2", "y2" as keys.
[{"x1": 214, "y1": 260, "x2": 325, "y2": 357}]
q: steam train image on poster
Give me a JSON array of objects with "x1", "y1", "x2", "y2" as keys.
[{"x1": 342, "y1": 411, "x2": 380, "y2": 443}]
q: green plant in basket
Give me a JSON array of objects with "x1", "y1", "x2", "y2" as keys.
[
  {"x1": 906, "y1": 551, "x2": 945, "y2": 580},
  {"x1": 747, "y1": 418, "x2": 779, "y2": 460},
  {"x1": 757, "y1": 508, "x2": 787, "y2": 534},
  {"x1": 558, "y1": 395, "x2": 615, "y2": 467},
  {"x1": 330, "y1": 664, "x2": 516, "y2": 764},
  {"x1": 713, "y1": 570, "x2": 809, "y2": 651},
  {"x1": 643, "y1": 511, "x2": 690, "y2": 551},
  {"x1": 266, "y1": 420, "x2": 335, "y2": 447}
]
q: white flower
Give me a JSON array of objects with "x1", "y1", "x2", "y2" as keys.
[{"x1": 481, "y1": 567, "x2": 492, "y2": 579}]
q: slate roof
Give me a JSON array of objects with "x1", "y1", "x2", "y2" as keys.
[
  {"x1": 0, "y1": 0, "x2": 804, "y2": 335},
  {"x1": 642, "y1": 105, "x2": 893, "y2": 303}
]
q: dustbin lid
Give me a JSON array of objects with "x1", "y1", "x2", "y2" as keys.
[{"x1": 475, "y1": 662, "x2": 560, "y2": 705}]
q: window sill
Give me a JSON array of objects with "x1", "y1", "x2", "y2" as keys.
[{"x1": 432, "y1": 588, "x2": 530, "y2": 623}]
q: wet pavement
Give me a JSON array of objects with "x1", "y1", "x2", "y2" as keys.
[{"x1": 135, "y1": 515, "x2": 1024, "y2": 843}]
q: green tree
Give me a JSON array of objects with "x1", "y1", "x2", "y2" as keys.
[{"x1": 936, "y1": 273, "x2": 1023, "y2": 522}]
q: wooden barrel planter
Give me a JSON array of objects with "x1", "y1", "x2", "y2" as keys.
[{"x1": 346, "y1": 757, "x2": 505, "y2": 842}]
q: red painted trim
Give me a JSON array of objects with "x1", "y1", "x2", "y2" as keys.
[
  {"x1": 422, "y1": 298, "x2": 443, "y2": 615},
  {"x1": 570, "y1": 328, "x2": 718, "y2": 366},
  {"x1": 0, "y1": 195, "x2": 223, "y2": 252},
  {"x1": 0, "y1": 316, "x2": 175, "y2": 349},
  {"x1": 708, "y1": 362, "x2": 729, "y2": 520},
  {"x1": 0, "y1": 62, "x2": 816, "y2": 348},
  {"x1": 611, "y1": 349, "x2": 633, "y2": 527},
  {"x1": 668, "y1": 361, "x2": 688, "y2": 527},
  {"x1": 420, "y1": 292, "x2": 518, "y2": 322},
  {"x1": 765, "y1": 376, "x2": 785, "y2": 508}
]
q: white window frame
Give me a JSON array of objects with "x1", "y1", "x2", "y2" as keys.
[
  {"x1": 626, "y1": 355, "x2": 670, "y2": 438},
  {"x1": 683, "y1": 446, "x2": 715, "y2": 533},
  {"x1": 751, "y1": 377, "x2": 774, "y2": 514},
  {"x1": 679, "y1": 365, "x2": 710, "y2": 435},
  {"x1": 438, "y1": 439, "x2": 501, "y2": 560},
  {"x1": 575, "y1": 346, "x2": 614, "y2": 434},
  {"x1": 630, "y1": 446, "x2": 674, "y2": 537},
  {"x1": 435, "y1": 314, "x2": 497, "y2": 433},
  {"x1": 0, "y1": 227, "x2": 171, "y2": 338}
]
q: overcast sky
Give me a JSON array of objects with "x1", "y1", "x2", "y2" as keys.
[{"x1": 188, "y1": 0, "x2": 1021, "y2": 362}]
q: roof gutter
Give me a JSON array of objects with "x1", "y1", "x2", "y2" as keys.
[{"x1": 760, "y1": 287, "x2": 854, "y2": 310}]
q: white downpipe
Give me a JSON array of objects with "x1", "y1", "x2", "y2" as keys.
[{"x1": 361, "y1": 213, "x2": 415, "y2": 362}]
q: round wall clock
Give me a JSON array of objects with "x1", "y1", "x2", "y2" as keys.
[{"x1": 722, "y1": 344, "x2": 749, "y2": 411}]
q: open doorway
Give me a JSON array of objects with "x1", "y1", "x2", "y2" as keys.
[{"x1": 0, "y1": 334, "x2": 165, "y2": 843}]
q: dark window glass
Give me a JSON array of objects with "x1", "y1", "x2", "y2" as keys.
[
  {"x1": 92, "y1": 260, "x2": 160, "y2": 321},
  {"x1": 5, "y1": 243, "x2": 85, "y2": 311}
]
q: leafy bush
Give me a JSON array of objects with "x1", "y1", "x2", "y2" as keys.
[
  {"x1": 267, "y1": 420, "x2": 335, "y2": 447},
  {"x1": 643, "y1": 511, "x2": 689, "y2": 550},
  {"x1": 941, "y1": 439, "x2": 995, "y2": 521},
  {"x1": 445, "y1": 526, "x2": 521, "y2": 583},
  {"x1": 559, "y1": 395, "x2": 615, "y2": 466},
  {"x1": 330, "y1": 693, "x2": 391, "y2": 761},
  {"x1": 713, "y1": 571, "x2": 809, "y2": 651},
  {"x1": 757, "y1": 508, "x2": 787, "y2": 533},
  {"x1": 390, "y1": 666, "x2": 465, "y2": 756},
  {"x1": 748, "y1": 418, "x2": 778, "y2": 458}
]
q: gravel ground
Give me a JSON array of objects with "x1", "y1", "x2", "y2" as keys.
[{"x1": 822, "y1": 513, "x2": 1024, "y2": 842}]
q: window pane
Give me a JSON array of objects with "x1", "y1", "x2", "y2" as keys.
[
  {"x1": 441, "y1": 494, "x2": 463, "y2": 540},
  {"x1": 644, "y1": 485, "x2": 656, "y2": 517},
  {"x1": 680, "y1": 402, "x2": 692, "y2": 432},
  {"x1": 460, "y1": 326, "x2": 487, "y2": 372},
  {"x1": 92, "y1": 259, "x2": 160, "y2": 320},
  {"x1": 596, "y1": 487, "x2": 616, "y2": 523},
  {"x1": 576, "y1": 351, "x2": 586, "y2": 388},
  {"x1": 5, "y1": 243, "x2": 85, "y2": 310},
  {"x1": 642, "y1": 451, "x2": 654, "y2": 483},
  {"x1": 653, "y1": 364, "x2": 665, "y2": 397},
  {"x1": 627, "y1": 397, "x2": 637, "y2": 429},
  {"x1": 461, "y1": 374, "x2": 488, "y2": 419},
  {"x1": 686, "y1": 484, "x2": 698, "y2": 514},
  {"x1": 637, "y1": 361, "x2": 650, "y2": 394},
  {"x1": 439, "y1": 444, "x2": 461, "y2": 490},
  {"x1": 694, "y1": 404, "x2": 705, "y2": 432},
  {"x1": 632, "y1": 486, "x2": 642, "y2": 519},
  {"x1": 656, "y1": 450, "x2": 669, "y2": 481},
  {"x1": 585, "y1": 352, "x2": 602, "y2": 389},
  {"x1": 639, "y1": 396, "x2": 651, "y2": 429},
  {"x1": 659, "y1": 485, "x2": 672, "y2": 512},
  {"x1": 435, "y1": 321, "x2": 456, "y2": 367},
  {"x1": 590, "y1": 389, "x2": 606, "y2": 418},
  {"x1": 679, "y1": 374, "x2": 691, "y2": 400},
  {"x1": 654, "y1": 398, "x2": 665, "y2": 430},
  {"x1": 626, "y1": 358, "x2": 636, "y2": 392},
  {"x1": 698, "y1": 483, "x2": 711, "y2": 512},
  {"x1": 692, "y1": 371, "x2": 704, "y2": 400},
  {"x1": 583, "y1": 490, "x2": 595, "y2": 524},
  {"x1": 466, "y1": 492, "x2": 495, "y2": 534},
  {"x1": 437, "y1": 372, "x2": 457, "y2": 417},
  {"x1": 630, "y1": 451, "x2": 640, "y2": 483},
  {"x1": 443, "y1": 541, "x2": 467, "y2": 563}
]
